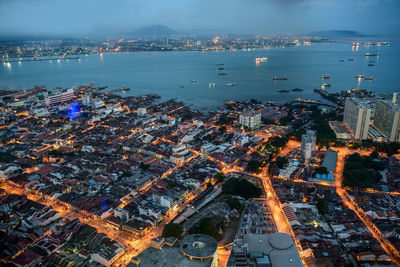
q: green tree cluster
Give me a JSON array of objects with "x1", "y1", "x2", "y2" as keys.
[
  {"x1": 316, "y1": 198, "x2": 329, "y2": 214},
  {"x1": 189, "y1": 217, "x2": 222, "y2": 241},
  {"x1": 315, "y1": 167, "x2": 329, "y2": 175},
  {"x1": 214, "y1": 172, "x2": 225, "y2": 183},
  {"x1": 226, "y1": 197, "x2": 243, "y2": 211},
  {"x1": 222, "y1": 178, "x2": 262, "y2": 199},
  {"x1": 162, "y1": 223, "x2": 183, "y2": 238},
  {"x1": 342, "y1": 152, "x2": 384, "y2": 189},
  {"x1": 262, "y1": 136, "x2": 288, "y2": 155},
  {"x1": 247, "y1": 160, "x2": 262, "y2": 174},
  {"x1": 0, "y1": 152, "x2": 16, "y2": 163}
]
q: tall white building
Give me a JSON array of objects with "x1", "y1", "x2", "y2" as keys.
[
  {"x1": 343, "y1": 97, "x2": 372, "y2": 140},
  {"x1": 239, "y1": 111, "x2": 261, "y2": 129},
  {"x1": 301, "y1": 130, "x2": 316, "y2": 162},
  {"x1": 373, "y1": 95, "x2": 400, "y2": 142}
]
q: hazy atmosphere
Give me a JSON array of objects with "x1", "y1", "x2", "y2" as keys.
[{"x1": 1, "y1": 0, "x2": 400, "y2": 36}]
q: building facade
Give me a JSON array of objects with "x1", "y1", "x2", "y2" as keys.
[
  {"x1": 373, "y1": 99, "x2": 400, "y2": 142},
  {"x1": 239, "y1": 111, "x2": 261, "y2": 129},
  {"x1": 45, "y1": 88, "x2": 74, "y2": 105},
  {"x1": 301, "y1": 130, "x2": 316, "y2": 162},
  {"x1": 343, "y1": 97, "x2": 372, "y2": 140}
]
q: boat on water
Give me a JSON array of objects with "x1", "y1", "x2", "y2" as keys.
[
  {"x1": 218, "y1": 72, "x2": 227, "y2": 76},
  {"x1": 180, "y1": 85, "x2": 184, "y2": 88},
  {"x1": 273, "y1": 76, "x2": 288, "y2": 80},
  {"x1": 348, "y1": 58, "x2": 354, "y2": 61},
  {"x1": 339, "y1": 59, "x2": 345, "y2": 62},
  {"x1": 217, "y1": 67, "x2": 225, "y2": 71},
  {"x1": 225, "y1": 82, "x2": 237, "y2": 86},
  {"x1": 320, "y1": 75, "x2": 329, "y2": 79},
  {"x1": 365, "y1": 52, "x2": 380, "y2": 56},
  {"x1": 209, "y1": 82, "x2": 216, "y2": 88},
  {"x1": 215, "y1": 63, "x2": 224, "y2": 66},
  {"x1": 365, "y1": 77, "x2": 373, "y2": 80},
  {"x1": 355, "y1": 75, "x2": 365, "y2": 79},
  {"x1": 255, "y1": 57, "x2": 268, "y2": 62},
  {"x1": 278, "y1": 89, "x2": 290, "y2": 93},
  {"x1": 321, "y1": 83, "x2": 331, "y2": 87},
  {"x1": 191, "y1": 80, "x2": 197, "y2": 83},
  {"x1": 368, "y1": 64, "x2": 375, "y2": 67},
  {"x1": 291, "y1": 88, "x2": 303, "y2": 92},
  {"x1": 369, "y1": 60, "x2": 375, "y2": 63}
]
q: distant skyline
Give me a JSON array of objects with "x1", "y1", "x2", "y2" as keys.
[{"x1": 0, "y1": 0, "x2": 400, "y2": 37}]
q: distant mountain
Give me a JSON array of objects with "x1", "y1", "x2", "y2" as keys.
[
  {"x1": 308, "y1": 30, "x2": 370, "y2": 38},
  {"x1": 126, "y1": 25, "x2": 177, "y2": 38}
]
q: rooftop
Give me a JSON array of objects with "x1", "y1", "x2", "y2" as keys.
[{"x1": 180, "y1": 234, "x2": 218, "y2": 259}]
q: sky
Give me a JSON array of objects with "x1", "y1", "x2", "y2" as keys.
[{"x1": 0, "y1": 0, "x2": 399, "y2": 37}]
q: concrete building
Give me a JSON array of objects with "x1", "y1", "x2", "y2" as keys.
[
  {"x1": 373, "y1": 97, "x2": 400, "y2": 142},
  {"x1": 137, "y1": 107, "x2": 147, "y2": 116},
  {"x1": 228, "y1": 233, "x2": 303, "y2": 267},
  {"x1": 45, "y1": 88, "x2": 74, "y2": 105},
  {"x1": 301, "y1": 130, "x2": 316, "y2": 162},
  {"x1": 135, "y1": 234, "x2": 217, "y2": 267},
  {"x1": 343, "y1": 97, "x2": 372, "y2": 140},
  {"x1": 239, "y1": 110, "x2": 262, "y2": 129},
  {"x1": 328, "y1": 121, "x2": 352, "y2": 140}
]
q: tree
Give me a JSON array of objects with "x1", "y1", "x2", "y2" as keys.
[
  {"x1": 222, "y1": 178, "x2": 262, "y2": 199},
  {"x1": 0, "y1": 152, "x2": 16, "y2": 163},
  {"x1": 275, "y1": 157, "x2": 289, "y2": 169},
  {"x1": 315, "y1": 167, "x2": 329, "y2": 175},
  {"x1": 316, "y1": 198, "x2": 329, "y2": 214},
  {"x1": 247, "y1": 160, "x2": 262, "y2": 173},
  {"x1": 279, "y1": 114, "x2": 295, "y2": 126},
  {"x1": 214, "y1": 173, "x2": 225, "y2": 183},
  {"x1": 162, "y1": 223, "x2": 183, "y2": 238},
  {"x1": 370, "y1": 150, "x2": 379, "y2": 159},
  {"x1": 226, "y1": 198, "x2": 243, "y2": 211},
  {"x1": 139, "y1": 162, "x2": 149, "y2": 170}
]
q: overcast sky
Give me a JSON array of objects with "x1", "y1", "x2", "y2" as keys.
[{"x1": 0, "y1": 0, "x2": 399, "y2": 37}]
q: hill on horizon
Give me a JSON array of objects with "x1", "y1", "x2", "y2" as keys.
[
  {"x1": 308, "y1": 30, "x2": 370, "y2": 38},
  {"x1": 126, "y1": 25, "x2": 177, "y2": 38}
]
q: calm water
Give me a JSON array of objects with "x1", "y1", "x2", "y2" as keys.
[{"x1": 1, "y1": 42, "x2": 399, "y2": 110}]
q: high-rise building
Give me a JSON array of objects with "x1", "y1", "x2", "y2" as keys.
[
  {"x1": 373, "y1": 96, "x2": 400, "y2": 142},
  {"x1": 239, "y1": 110, "x2": 261, "y2": 129},
  {"x1": 301, "y1": 130, "x2": 316, "y2": 162},
  {"x1": 343, "y1": 97, "x2": 372, "y2": 140}
]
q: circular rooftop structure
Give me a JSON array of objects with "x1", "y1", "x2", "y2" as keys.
[
  {"x1": 180, "y1": 234, "x2": 218, "y2": 260},
  {"x1": 269, "y1": 233, "x2": 294, "y2": 250}
]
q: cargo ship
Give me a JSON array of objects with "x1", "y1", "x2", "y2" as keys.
[
  {"x1": 255, "y1": 57, "x2": 268, "y2": 62},
  {"x1": 225, "y1": 82, "x2": 237, "y2": 86},
  {"x1": 291, "y1": 88, "x2": 303, "y2": 92},
  {"x1": 355, "y1": 75, "x2": 365, "y2": 79},
  {"x1": 365, "y1": 77, "x2": 373, "y2": 80},
  {"x1": 320, "y1": 75, "x2": 329, "y2": 79},
  {"x1": 273, "y1": 76, "x2": 288, "y2": 80},
  {"x1": 365, "y1": 52, "x2": 380, "y2": 56},
  {"x1": 278, "y1": 89, "x2": 290, "y2": 93}
]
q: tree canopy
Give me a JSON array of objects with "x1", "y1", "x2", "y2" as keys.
[
  {"x1": 342, "y1": 153, "x2": 383, "y2": 189},
  {"x1": 162, "y1": 223, "x2": 183, "y2": 238},
  {"x1": 222, "y1": 177, "x2": 262, "y2": 199}
]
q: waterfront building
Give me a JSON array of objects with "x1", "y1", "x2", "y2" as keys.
[
  {"x1": 239, "y1": 110, "x2": 261, "y2": 129},
  {"x1": 343, "y1": 97, "x2": 372, "y2": 140},
  {"x1": 373, "y1": 96, "x2": 400, "y2": 142},
  {"x1": 45, "y1": 88, "x2": 74, "y2": 105},
  {"x1": 301, "y1": 130, "x2": 316, "y2": 163}
]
